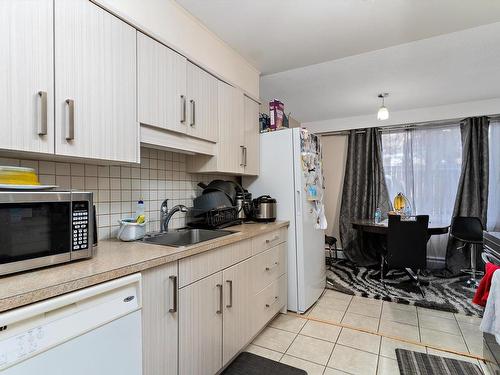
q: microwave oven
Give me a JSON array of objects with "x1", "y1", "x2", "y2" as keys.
[{"x1": 0, "y1": 191, "x2": 96, "y2": 276}]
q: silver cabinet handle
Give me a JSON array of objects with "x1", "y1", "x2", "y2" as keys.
[
  {"x1": 265, "y1": 235, "x2": 280, "y2": 244},
  {"x1": 244, "y1": 146, "x2": 248, "y2": 167},
  {"x1": 37, "y1": 91, "x2": 48, "y2": 136},
  {"x1": 226, "y1": 280, "x2": 233, "y2": 308},
  {"x1": 65, "y1": 99, "x2": 75, "y2": 141},
  {"x1": 240, "y1": 146, "x2": 245, "y2": 166},
  {"x1": 190, "y1": 99, "x2": 196, "y2": 127},
  {"x1": 265, "y1": 262, "x2": 279, "y2": 271},
  {"x1": 216, "y1": 284, "x2": 223, "y2": 314},
  {"x1": 168, "y1": 275, "x2": 177, "y2": 313},
  {"x1": 266, "y1": 296, "x2": 279, "y2": 308},
  {"x1": 180, "y1": 95, "x2": 186, "y2": 123}
]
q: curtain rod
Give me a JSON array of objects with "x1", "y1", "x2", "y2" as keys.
[{"x1": 321, "y1": 114, "x2": 500, "y2": 136}]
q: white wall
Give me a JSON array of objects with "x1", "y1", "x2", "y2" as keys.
[
  {"x1": 321, "y1": 135, "x2": 348, "y2": 241},
  {"x1": 305, "y1": 97, "x2": 500, "y2": 133},
  {"x1": 92, "y1": 0, "x2": 260, "y2": 98}
]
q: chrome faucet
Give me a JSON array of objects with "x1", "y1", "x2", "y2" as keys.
[{"x1": 160, "y1": 199, "x2": 188, "y2": 232}]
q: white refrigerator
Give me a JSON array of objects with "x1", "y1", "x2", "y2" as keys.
[{"x1": 244, "y1": 128, "x2": 326, "y2": 313}]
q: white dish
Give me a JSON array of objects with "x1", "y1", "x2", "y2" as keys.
[{"x1": 0, "y1": 184, "x2": 58, "y2": 190}]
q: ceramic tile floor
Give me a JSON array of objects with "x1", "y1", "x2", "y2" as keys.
[{"x1": 247, "y1": 290, "x2": 491, "y2": 374}]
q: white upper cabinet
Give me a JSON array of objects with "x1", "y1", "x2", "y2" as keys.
[
  {"x1": 54, "y1": 0, "x2": 139, "y2": 163},
  {"x1": 0, "y1": 0, "x2": 54, "y2": 154},
  {"x1": 243, "y1": 96, "x2": 260, "y2": 176},
  {"x1": 137, "y1": 32, "x2": 187, "y2": 134},
  {"x1": 186, "y1": 62, "x2": 218, "y2": 142},
  {"x1": 217, "y1": 81, "x2": 245, "y2": 174}
]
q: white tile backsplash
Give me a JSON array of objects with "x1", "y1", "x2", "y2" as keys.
[{"x1": 0, "y1": 147, "x2": 235, "y2": 240}]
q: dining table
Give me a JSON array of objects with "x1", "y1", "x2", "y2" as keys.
[
  {"x1": 352, "y1": 218, "x2": 450, "y2": 237},
  {"x1": 351, "y1": 217, "x2": 451, "y2": 282}
]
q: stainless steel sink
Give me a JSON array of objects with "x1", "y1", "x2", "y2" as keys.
[{"x1": 142, "y1": 228, "x2": 234, "y2": 247}]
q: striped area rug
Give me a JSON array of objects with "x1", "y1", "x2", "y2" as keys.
[
  {"x1": 327, "y1": 259, "x2": 483, "y2": 316},
  {"x1": 396, "y1": 349, "x2": 483, "y2": 375}
]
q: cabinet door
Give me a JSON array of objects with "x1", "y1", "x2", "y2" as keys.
[
  {"x1": 54, "y1": 0, "x2": 138, "y2": 163},
  {"x1": 142, "y1": 263, "x2": 178, "y2": 375},
  {"x1": 187, "y1": 62, "x2": 218, "y2": 142},
  {"x1": 223, "y1": 258, "x2": 254, "y2": 365},
  {"x1": 179, "y1": 272, "x2": 223, "y2": 375},
  {"x1": 243, "y1": 96, "x2": 260, "y2": 175},
  {"x1": 138, "y1": 32, "x2": 187, "y2": 134},
  {"x1": 0, "y1": 0, "x2": 54, "y2": 154},
  {"x1": 217, "y1": 81, "x2": 244, "y2": 174}
]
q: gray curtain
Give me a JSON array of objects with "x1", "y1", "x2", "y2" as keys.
[
  {"x1": 445, "y1": 116, "x2": 490, "y2": 274},
  {"x1": 339, "y1": 128, "x2": 392, "y2": 266}
]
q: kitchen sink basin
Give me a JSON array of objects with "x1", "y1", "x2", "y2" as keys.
[{"x1": 142, "y1": 228, "x2": 234, "y2": 247}]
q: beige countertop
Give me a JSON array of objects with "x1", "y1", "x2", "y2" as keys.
[{"x1": 0, "y1": 221, "x2": 289, "y2": 313}]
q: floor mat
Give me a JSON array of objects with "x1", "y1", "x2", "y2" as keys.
[
  {"x1": 327, "y1": 259, "x2": 483, "y2": 316},
  {"x1": 222, "y1": 352, "x2": 307, "y2": 375},
  {"x1": 396, "y1": 349, "x2": 483, "y2": 375}
]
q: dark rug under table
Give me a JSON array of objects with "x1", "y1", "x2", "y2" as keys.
[
  {"x1": 396, "y1": 349, "x2": 483, "y2": 375},
  {"x1": 222, "y1": 352, "x2": 307, "y2": 375},
  {"x1": 327, "y1": 259, "x2": 483, "y2": 316}
]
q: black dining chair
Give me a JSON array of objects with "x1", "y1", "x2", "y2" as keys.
[
  {"x1": 381, "y1": 215, "x2": 429, "y2": 297},
  {"x1": 450, "y1": 216, "x2": 484, "y2": 288}
]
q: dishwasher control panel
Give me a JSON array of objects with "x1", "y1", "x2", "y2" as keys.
[{"x1": 0, "y1": 327, "x2": 46, "y2": 367}]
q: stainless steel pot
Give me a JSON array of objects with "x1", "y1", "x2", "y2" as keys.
[{"x1": 252, "y1": 195, "x2": 277, "y2": 222}]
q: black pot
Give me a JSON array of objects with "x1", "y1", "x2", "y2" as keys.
[
  {"x1": 192, "y1": 191, "x2": 232, "y2": 217},
  {"x1": 198, "y1": 180, "x2": 244, "y2": 205}
]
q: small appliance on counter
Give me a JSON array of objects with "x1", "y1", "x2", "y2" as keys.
[
  {"x1": 0, "y1": 190, "x2": 97, "y2": 276},
  {"x1": 251, "y1": 195, "x2": 277, "y2": 222}
]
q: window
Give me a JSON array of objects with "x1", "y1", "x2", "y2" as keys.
[
  {"x1": 381, "y1": 125, "x2": 462, "y2": 261},
  {"x1": 488, "y1": 120, "x2": 500, "y2": 231}
]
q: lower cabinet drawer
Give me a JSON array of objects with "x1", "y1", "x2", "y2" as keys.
[
  {"x1": 251, "y1": 227, "x2": 287, "y2": 256},
  {"x1": 251, "y1": 242, "x2": 286, "y2": 294},
  {"x1": 253, "y1": 273, "x2": 287, "y2": 332}
]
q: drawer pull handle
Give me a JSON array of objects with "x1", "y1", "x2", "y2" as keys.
[
  {"x1": 226, "y1": 280, "x2": 233, "y2": 308},
  {"x1": 216, "y1": 284, "x2": 223, "y2": 314},
  {"x1": 168, "y1": 275, "x2": 177, "y2": 313},
  {"x1": 266, "y1": 296, "x2": 279, "y2": 308},
  {"x1": 265, "y1": 262, "x2": 279, "y2": 271},
  {"x1": 265, "y1": 235, "x2": 280, "y2": 244}
]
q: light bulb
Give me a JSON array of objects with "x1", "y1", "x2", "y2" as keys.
[{"x1": 377, "y1": 105, "x2": 389, "y2": 121}]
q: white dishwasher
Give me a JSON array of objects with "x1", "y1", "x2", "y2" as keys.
[{"x1": 0, "y1": 273, "x2": 142, "y2": 375}]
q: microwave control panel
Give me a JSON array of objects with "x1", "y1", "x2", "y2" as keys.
[{"x1": 72, "y1": 201, "x2": 89, "y2": 251}]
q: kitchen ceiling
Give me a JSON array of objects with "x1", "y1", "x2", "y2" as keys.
[
  {"x1": 176, "y1": 1, "x2": 500, "y2": 123},
  {"x1": 176, "y1": 0, "x2": 500, "y2": 75}
]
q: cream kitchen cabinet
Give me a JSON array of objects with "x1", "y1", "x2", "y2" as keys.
[
  {"x1": 179, "y1": 271, "x2": 223, "y2": 375},
  {"x1": 243, "y1": 95, "x2": 260, "y2": 175},
  {"x1": 215, "y1": 81, "x2": 245, "y2": 174},
  {"x1": 222, "y1": 258, "x2": 254, "y2": 365},
  {"x1": 178, "y1": 230, "x2": 287, "y2": 374},
  {"x1": 186, "y1": 62, "x2": 219, "y2": 142},
  {"x1": 187, "y1": 81, "x2": 260, "y2": 175},
  {"x1": 0, "y1": 0, "x2": 54, "y2": 154},
  {"x1": 54, "y1": 0, "x2": 138, "y2": 163},
  {"x1": 142, "y1": 262, "x2": 178, "y2": 375},
  {"x1": 138, "y1": 32, "x2": 187, "y2": 135}
]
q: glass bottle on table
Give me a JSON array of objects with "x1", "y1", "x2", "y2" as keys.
[{"x1": 374, "y1": 207, "x2": 382, "y2": 223}]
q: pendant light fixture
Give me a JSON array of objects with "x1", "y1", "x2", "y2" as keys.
[{"x1": 377, "y1": 93, "x2": 389, "y2": 121}]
